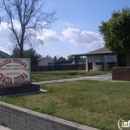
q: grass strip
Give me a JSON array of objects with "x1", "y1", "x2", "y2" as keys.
[{"x1": 1, "y1": 80, "x2": 130, "y2": 130}]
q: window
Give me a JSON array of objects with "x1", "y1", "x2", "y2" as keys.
[
  {"x1": 96, "y1": 63, "x2": 102, "y2": 65},
  {"x1": 108, "y1": 62, "x2": 116, "y2": 69}
]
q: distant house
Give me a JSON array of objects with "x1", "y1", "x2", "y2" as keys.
[
  {"x1": 32, "y1": 56, "x2": 85, "y2": 71},
  {"x1": 0, "y1": 51, "x2": 11, "y2": 58},
  {"x1": 38, "y1": 57, "x2": 54, "y2": 66},
  {"x1": 30, "y1": 57, "x2": 55, "y2": 71}
]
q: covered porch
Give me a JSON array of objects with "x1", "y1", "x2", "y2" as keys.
[{"x1": 72, "y1": 47, "x2": 129, "y2": 71}]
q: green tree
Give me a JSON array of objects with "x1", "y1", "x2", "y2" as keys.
[
  {"x1": 58, "y1": 56, "x2": 66, "y2": 61},
  {"x1": 54, "y1": 56, "x2": 57, "y2": 61},
  {"x1": 11, "y1": 47, "x2": 20, "y2": 58},
  {"x1": 11, "y1": 47, "x2": 41, "y2": 62},
  {"x1": 0, "y1": 0, "x2": 56, "y2": 57},
  {"x1": 67, "y1": 55, "x2": 74, "y2": 61},
  {"x1": 99, "y1": 7, "x2": 130, "y2": 53}
]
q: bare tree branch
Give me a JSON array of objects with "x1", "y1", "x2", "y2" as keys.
[
  {"x1": 0, "y1": 0, "x2": 56, "y2": 57},
  {"x1": 0, "y1": 17, "x2": 3, "y2": 24}
]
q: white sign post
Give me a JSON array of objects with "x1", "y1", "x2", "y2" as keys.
[{"x1": 0, "y1": 58, "x2": 30, "y2": 86}]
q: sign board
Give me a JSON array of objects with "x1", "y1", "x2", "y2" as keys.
[
  {"x1": 88, "y1": 56, "x2": 95, "y2": 63},
  {"x1": 0, "y1": 58, "x2": 30, "y2": 86},
  {"x1": 88, "y1": 55, "x2": 117, "y2": 63},
  {"x1": 105, "y1": 55, "x2": 117, "y2": 62},
  {"x1": 94, "y1": 56, "x2": 105, "y2": 62}
]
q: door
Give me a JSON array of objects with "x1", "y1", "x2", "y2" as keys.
[{"x1": 88, "y1": 63, "x2": 93, "y2": 70}]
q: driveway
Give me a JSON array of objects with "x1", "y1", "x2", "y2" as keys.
[{"x1": 33, "y1": 73, "x2": 112, "y2": 85}]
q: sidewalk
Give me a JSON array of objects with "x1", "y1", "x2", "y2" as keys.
[
  {"x1": 33, "y1": 73, "x2": 112, "y2": 85},
  {"x1": 0, "y1": 126, "x2": 12, "y2": 130}
]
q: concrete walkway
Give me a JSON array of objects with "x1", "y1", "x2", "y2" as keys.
[
  {"x1": 0, "y1": 126, "x2": 12, "y2": 130},
  {"x1": 33, "y1": 73, "x2": 112, "y2": 85}
]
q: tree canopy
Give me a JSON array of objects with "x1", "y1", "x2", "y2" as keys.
[
  {"x1": 99, "y1": 7, "x2": 130, "y2": 54},
  {"x1": 67, "y1": 55, "x2": 74, "y2": 61},
  {"x1": 58, "y1": 56, "x2": 66, "y2": 61},
  {"x1": 11, "y1": 47, "x2": 41, "y2": 62},
  {"x1": 0, "y1": 0, "x2": 56, "y2": 57}
]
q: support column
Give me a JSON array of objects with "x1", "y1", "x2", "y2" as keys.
[
  {"x1": 86, "y1": 56, "x2": 88, "y2": 71},
  {"x1": 75, "y1": 56, "x2": 78, "y2": 71}
]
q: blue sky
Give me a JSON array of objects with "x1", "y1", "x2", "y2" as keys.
[{"x1": 0, "y1": 0, "x2": 130, "y2": 58}]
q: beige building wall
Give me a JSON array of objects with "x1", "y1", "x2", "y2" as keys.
[
  {"x1": 86, "y1": 55, "x2": 118, "y2": 71},
  {"x1": 93, "y1": 62, "x2": 102, "y2": 71}
]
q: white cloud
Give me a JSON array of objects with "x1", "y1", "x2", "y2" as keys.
[
  {"x1": 0, "y1": 46, "x2": 10, "y2": 55},
  {"x1": 0, "y1": 21, "x2": 104, "y2": 54},
  {"x1": 62, "y1": 27, "x2": 104, "y2": 49},
  {"x1": 36, "y1": 29, "x2": 62, "y2": 44},
  {"x1": 0, "y1": 22, "x2": 10, "y2": 41},
  {"x1": 0, "y1": 21, "x2": 61, "y2": 47},
  {"x1": 65, "y1": 22, "x2": 73, "y2": 26},
  {"x1": 0, "y1": 21, "x2": 21, "y2": 41}
]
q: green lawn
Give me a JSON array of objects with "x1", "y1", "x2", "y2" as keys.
[
  {"x1": 1, "y1": 80, "x2": 130, "y2": 130},
  {"x1": 31, "y1": 70, "x2": 110, "y2": 82}
]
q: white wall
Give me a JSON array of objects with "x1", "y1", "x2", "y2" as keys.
[
  {"x1": 86, "y1": 55, "x2": 118, "y2": 71},
  {"x1": 38, "y1": 59, "x2": 54, "y2": 66},
  {"x1": 93, "y1": 62, "x2": 102, "y2": 71}
]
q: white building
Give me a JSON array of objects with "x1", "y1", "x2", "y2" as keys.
[
  {"x1": 72, "y1": 47, "x2": 129, "y2": 71},
  {"x1": 0, "y1": 51, "x2": 11, "y2": 58},
  {"x1": 38, "y1": 57, "x2": 54, "y2": 66}
]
